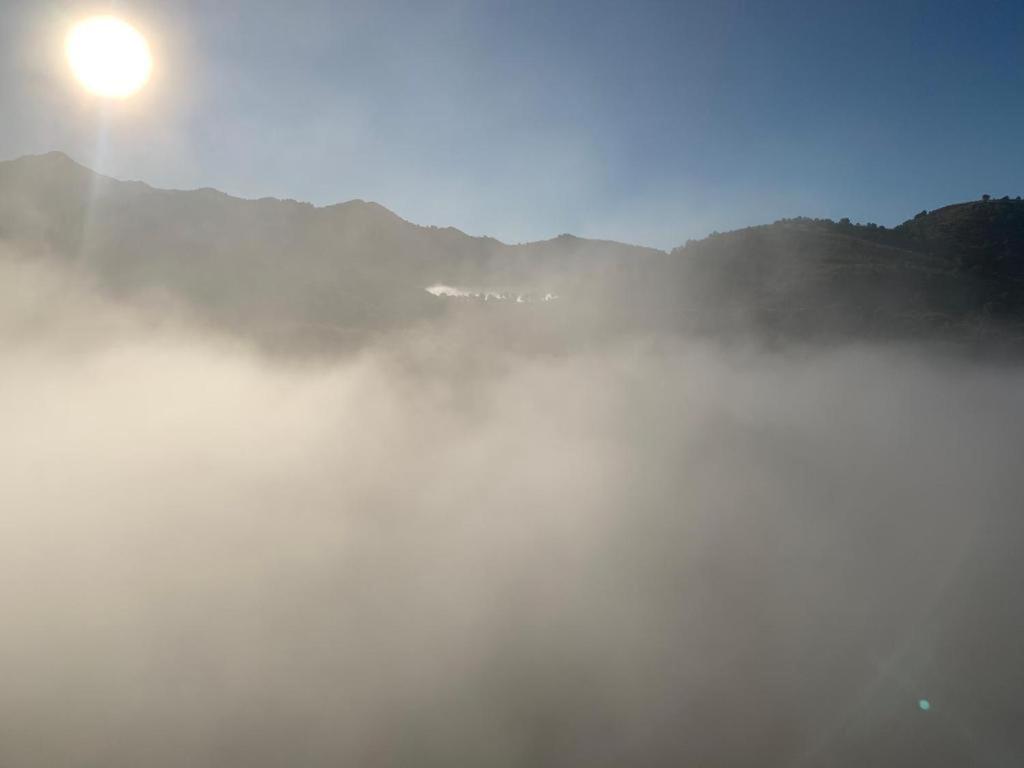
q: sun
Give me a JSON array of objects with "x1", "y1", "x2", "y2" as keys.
[{"x1": 66, "y1": 16, "x2": 152, "y2": 99}]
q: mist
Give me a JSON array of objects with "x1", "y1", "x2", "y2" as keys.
[{"x1": 3, "y1": 256, "x2": 1024, "y2": 767}]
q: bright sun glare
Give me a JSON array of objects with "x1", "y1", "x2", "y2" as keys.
[{"x1": 66, "y1": 16, "x2": 152, "y2": 99}]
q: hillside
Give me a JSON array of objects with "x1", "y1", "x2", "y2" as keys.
[
  {"x1": 658, "y1": 208, "x2": 1024, "y2": 341},
  {"x1": 0, "y1": 152, "x2": 658, "y2": 349},
  {"x1": 1, "y1": 151, "x2": 1023, "y2": 349}
]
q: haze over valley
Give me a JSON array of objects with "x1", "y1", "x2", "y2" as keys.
[
  {"x1": 3, "y1": 1, "x2": 1024, "y2": 765},
  {"x1": 3, "y1": 149, "x2": 1024, "y2": 765}
]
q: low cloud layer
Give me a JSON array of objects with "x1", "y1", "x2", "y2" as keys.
[{"x1": 2, "y1": 258, "x2": 1024, "y2": 766}]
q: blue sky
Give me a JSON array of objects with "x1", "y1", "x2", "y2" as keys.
[{"x1": 2, "y1": 0, "x2": 1023, "y2": 248}]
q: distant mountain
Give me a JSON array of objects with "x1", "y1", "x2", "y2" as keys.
[
  {"x1": 1, "y1": 151, "x2": 1023, "y2": 350},
  {"x1": 0, "y1": 152, "x2": 659, "y2": 349},
  {"x1": 658, "y1": 202, "x2": 1024, "y2": 341}
]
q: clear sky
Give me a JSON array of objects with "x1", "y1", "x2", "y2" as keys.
[{"x1": 2, "y1": 0, "x2": 1022, "y2": 249}]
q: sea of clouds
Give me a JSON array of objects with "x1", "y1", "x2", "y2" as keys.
[{"x1": 2, "y1": 255, "x2": 1024, "y2": 766}]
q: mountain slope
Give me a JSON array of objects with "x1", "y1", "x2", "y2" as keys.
[
  {"x1": 0, "y1": 152, "x2": 659, "y2": 348},
  {"x1": 1, "y1": 151, "x2": 1023, "y2": 349},
  {"x1": 658, "y1": 213, "x2": 1024, "y2": 339}
]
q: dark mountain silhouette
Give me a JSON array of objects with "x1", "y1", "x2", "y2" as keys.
[
  {"x1": 656, "y1": 205, "x2": 1024, "y2": 342},
  {"x1": 2, "y1": 151, "x2": 1022, "y2": 350}
]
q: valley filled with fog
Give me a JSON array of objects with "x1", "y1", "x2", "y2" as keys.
[
  {"x1": 4, "y1": 0, "x2": 1024, "y2": 763},
  {"x1": 3, "y1": 255, "x2": 1024, "y2": 767}
]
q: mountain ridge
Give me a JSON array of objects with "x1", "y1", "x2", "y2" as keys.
[
  {"x1": 2, "y1": 151, "x2": 1022, "y2": 351},
  {"x1": 7, "y1": 151, "x2": 663, "y2": 255},
  {"x1": 12, "y1": 150, "x2": 1018, "y2": 260}
]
